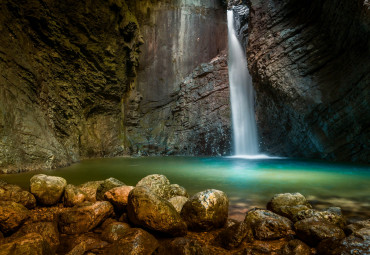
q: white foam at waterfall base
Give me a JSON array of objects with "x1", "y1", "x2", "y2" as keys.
[{"x1": 227, "y1": 10, "x2": 259, "y2": 156}]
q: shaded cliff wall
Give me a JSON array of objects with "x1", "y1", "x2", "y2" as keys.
[
  {"x1": 124, "y1": 0, "x2": 230, "y2": 155},
  {"x1": 0, "y1": 0, "x2": 142, "y2": 173},
  {"x1": 247, "y1": 0, "x2": 370, "y2": 161}
]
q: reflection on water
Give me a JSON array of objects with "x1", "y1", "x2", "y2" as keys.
[{"x1": 1, "y1": 157, "x2": 369, "y2": 220}]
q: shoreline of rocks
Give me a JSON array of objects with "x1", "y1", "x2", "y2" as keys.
[{"x1": 0, "y1": 174, "x2": 369, "y2": 254}]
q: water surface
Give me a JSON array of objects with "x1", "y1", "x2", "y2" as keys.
[{"x1": 1, "y1": 157, "x2": 369, "y2": 220}]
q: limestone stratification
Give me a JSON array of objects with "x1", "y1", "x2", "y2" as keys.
[
  {"x1": 0, "y1": 0, "x2": 142, "y2": 173},
  {"x1": 247, "y1": 0, "x2": 370, "y2": 162}
]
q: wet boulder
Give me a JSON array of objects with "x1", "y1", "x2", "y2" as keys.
[
  {"x1": 293, "y1": 207, "x2": 346, "y2": 228},
  {"x1": 63, "y1": 184, "x2": 87, "y2": 207},
  {"x1": 101, "y1": 222, "x2": 131, "y2": 243},
  {"x1": 0, "y1": 184, "x2": 36, "y2": 209},
  {"x1": 181, "y1": 189, "x2": 229, "y2": 231},
  {"x1": 344, "y1": 219, "x2": 370, "y2": 236},
  {"x1": 280, "y1": 239, "x2": 311, "y2": 255},
  {"x1": 12, "y1": 222, "x2": 60, "y2": 253},
  {"x1": 294, "y1": 217, "x2": 345, "y2": 246},
  {"x1": 0, "y1": 201, "x2": 29, "y2": 235},
  {"x1": 244, "y1": 208, "x2": 294, "y2": 240},
  {"x1": 156, "y1": 237, "x2": 210, "y2": 255},
  {"x1": 127, "y1": 187, "x2": 187, "y2": 236},
  {"x1": 104, "y1": 185, "x2": 134, "y2": 210},
  {"x1": 59, "y1": 233, "x2": 108, "y2": 255},
  {"x1": 218, "y1": 221, "x2": 254, "y2": 249},
  {"x1": 168, "y1": 196, "x2": 188, "y2": 213},
  {"x1": 78, "y1": 180, "x2": 104, "y2": 202},
  {"x1": 267, "y1": 193, "x2": 311, "y2": 220},
  {"x1": 104, "y1": 228, "x2": 158, "y2": 255},
  {"x1": 0, "y1": 233, "x2": 52, "y2": 255},
  {"x1": 30, "y1": 174, "x2": 67, "y2": 205},
  {"x1": 96, "y1": 178, "x2": 125, "y2": 201},
  {"x1": 58, "y1": 201, "x2": 113, "y2": 234},
  {"x1": 167, "y1": 184, "x2": 189, "y2": 199},
  {"x1": 136, "y1": 174, "x2": 170, "y2": 198}
]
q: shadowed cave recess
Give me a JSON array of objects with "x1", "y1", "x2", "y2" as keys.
[{"x1": 0, "y1": 0, "x2": 369, "y2": 174}]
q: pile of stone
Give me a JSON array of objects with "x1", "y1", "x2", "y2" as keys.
[{"x1": 0, "y1": 174, "x2": 368, "y2": 255}]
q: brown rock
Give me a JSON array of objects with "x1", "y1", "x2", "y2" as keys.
[
  {"x1": 0, "y1": 184, "x2": 36, "y2": 209},
  {"x1": 127, "y1": 187, "x2": 187, "y2": 236},
  {"x1": 101, "y1": 222, "x2": 131, "y2": 243},
  {"x1": 156, "y1": 237, "x2": 210, "y2": 255},
  {"x1": 96, "y1": 178, "x2": 125, "y2": 201},
  {"x1": 280, "y1": 239, "x2": 311, "y2": 255},
  {"x1": 218, "y1": 221, "x2": 254, "y2": 249},
  {"x1": 167, "y1": 184, "x2": 189, "y2": 199},
  {"x1": 267, "y1": 193, "x2": 311, "y2": 220},
  {"x1": 79, "y1": 181, "x2": 104, "y2": 202},
  {"x1": 168, "y1": 196, "x2": 188, "y2": 213},
  {"x1": 30, "y1": 174, "x2": 67, "y2": 205},
  {"x1": 59, "y1": 233, "x2": 108, "y2": 255},
  {"x1": 244, "y1": 208, "x2": 294, "y2": 240},
  {"x1": 294, "y1": 217, "x2": 345, "y2": 246},
  {"x1": 0, "y1": 201, "x2": 29, "y2": 235},
  {"x1": 63, "y1": 184, "x2": 87, "y2": 207},
  {"x1": 104, "y1": 185, "x2": 134, "y2": 210},
  {"x1": 104, "y1": 228, "x2": 158, "y2": 255},
  {"x1": 136, "y1": 174, "x2": 171, "y2": 198},
  {"x1": 181, "y1": 189, "x2": 229, "y2": 231},
  {"x1": 58, "y1": 201, "x2": 113, "y2": 234},
  {"x1": 293, "y1": 207, "x2": 346, "y2": 228},
  {"x1": 0, "y1": 233, "x2": 52, "y2": 255}
]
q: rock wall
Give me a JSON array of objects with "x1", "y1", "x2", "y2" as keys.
[
  {"x1": 247, "y1": 0, "x2": 370, "y2": 162},
  {"x1": 0, "y1": 0, "x2": 143, "y2": 173}
]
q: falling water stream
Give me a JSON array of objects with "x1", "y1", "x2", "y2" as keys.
[{"x1": 227, "y1": 10, "x2": 259, "y2": 156}]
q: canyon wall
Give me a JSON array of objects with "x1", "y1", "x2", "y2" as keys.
[{"x1": 247, "y1": 0, "x2": 370, "y2": 162}]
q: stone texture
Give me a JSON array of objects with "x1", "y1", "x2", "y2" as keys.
[
  {"x1": 181, "y1": 189, "x2": 229, "y2": 231},
  {"x1": 103, "y1": 228, "x2": 158, "y2": 255},
  {"x1": 0, "y1": 184, "x2": 36, "y2": 209},
  {"x1": 280, "y1": 239, "x2": 311, "y2": 255},
  {"x1": 124, "y1": 52, "x2": 231, "y2": 156},
  {"x1": 101, "y1": 222, "x2": 131, "y2": 243},
  {"x1": 293, "y1": 207, "x2": 346, "y2": 228},
  {"x1": 156, "y1": 237, "x2": 210, "y2": 255},
  {"x1": 127, "y1": 187, "x2": 187, "y2": 237},
  {"x1": 78, "y1": 181, "x2": 104, "y2": 202},
  {"x1": 63, "y1": 184, "x2": 87, "y2": 207},
  {"x1": 247, "y1": 0, "x2": 370, "y2": 162},
  {"x1": 0, "y1": 0, "x2": 142, "y2": 173},
  {"x1": 294, "y1": 217, "x2": 345, "y2": 246},
  {"x1": 136, "y1": 174, "x2": 170, "y2": 198},
  {"x1": 0, "y1": 201, "x2": 29, "y2": 235},
  {"x1": 218, "y1": 221, "x2": 254, "y2": 249},
  {"x1": 59, "y1": 233, "x2": 108, "y2": 255},
  {"x1": 267, "y1": 193, "x2": 312, "y2": 220},
  {"x1": 96, "y1": 177, "x2": 125, "y2": 201},
  {"x1": 104, "y1": 185, "x2": 134, "y2": 210},
  {"x1": 30, "y1": 174, "x2": 67, "y2": 205},
  {"x1": 244, "y1": 208, "x2": 294, "y2": 240},
  {"x1": 168, "y1": 196, "x2": 189, "y2": 214},
  {"x1": 0, "y1": 233, "x2": 52, "y2": 255},
  {"x1": 58, "y1": 201, "x2": 113, "y2": 234}
]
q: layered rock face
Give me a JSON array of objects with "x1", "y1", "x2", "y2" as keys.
[
  {"x1": 247, "y1": 0, "x2": 370, "y2": 162},
  {"x1": 0, "y1": 0, "x2": 143, "y2": 173}
]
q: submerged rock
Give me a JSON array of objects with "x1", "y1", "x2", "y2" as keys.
[
  {"x1": 168, "y1": 196, "x2": 189, "y2": 213},
  {"x1": 79, "y1": 180, "x2": 104, "y2": 202},
  {"x1": 58, "y1": 201, "x2": 113, "y2": 234},
  {"x1": 0, "y1": 184, "x2": 36, "y2": 209},
  {"x1": 101, "y1": 222, "x2": 131, "y2": 243},
  {"x1": 244, "y1": 208, "x2": 294, "y2": 240},
  {"x1": 0, "y1": 201, "x2": 29, "y2": 235},
  {"x1": 96, "y1": 178, "x2": 125, "y2": 201},
  {"x1": 0, "y1": 233, "x2": 52, "y2": 255},
  {"x1": 127, "y1": 187, "x2": 187, "y2": 236},
  {"x1": 294, "y1": 217, "x2": 345, "y2": 246},
  {"x1": 104, "y1": 185, "x2": 134, "y2": 210},
  {"x1": 103, "y1": 228, "x2": 158, "y2": 255},
  {"x1": 218, "y1": 221, "x2": 254, "y2": 249},
  {"x1": 181, "y1": 189, "x2": 229, "y2": 231},
  {"x1": 30, "y1": 174, "x2": 67, "y2": 205},
  {"x1": 63, "y1": 184, "x2": 87, "y2": 207},
  {"x1": 293, "y1": 207, "x2": 346, "y2": 228},
  {"x1": 267, "y1": 193, "x2": 312, "y2": 220}
]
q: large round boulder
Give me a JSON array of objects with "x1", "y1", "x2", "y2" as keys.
[
  {"x1": 104, "y1": 228, "x2": 158, "y2": 255},
  {"x1": 104, "y1": 185, "x2": 134, "y2": 210},
  {"x1": 0, "y1": 201, "x2": 29, "y2": 235},
  {"x1": 0, "y1": 184, "x2": 36, "y2": 209},
  {"x1": 136, "y1": 174, "x2": 170, "y2": 198},
  {"x1": 96, "y1": 178, "x2": 125, "y2": 201},
  {"x1": 244, "y1": 208, "x2": 294, "y2": 240},
  {"x1": 63, "y1": 184, "x2": 87, "y2": 207},
  {"x1": 181, "y1": 189, "x2": 229, "y2": 231},
  {"x1": 127, "y1": 187, "x2": 187, "y2": 236},
  {"x1": 267, "y1": 193, "x2": 312, "y2": 220},
  {"x1": 30, "y1": 174, "x2": 67, "y2": 205},
  {"x1": 58, "y1": 201, "x2": 113, "y2": 234},
  {"x1": 294, "y1": 217, "x2": 345, "y2": 246}
]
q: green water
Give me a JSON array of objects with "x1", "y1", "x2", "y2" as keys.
[{"x1": 1, "y1": 157, "x2": 369, "y2": 220}]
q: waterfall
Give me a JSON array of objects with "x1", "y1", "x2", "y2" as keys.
[{"x1": 227, "y1": 10, "x2": 259, "y2": 156}]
